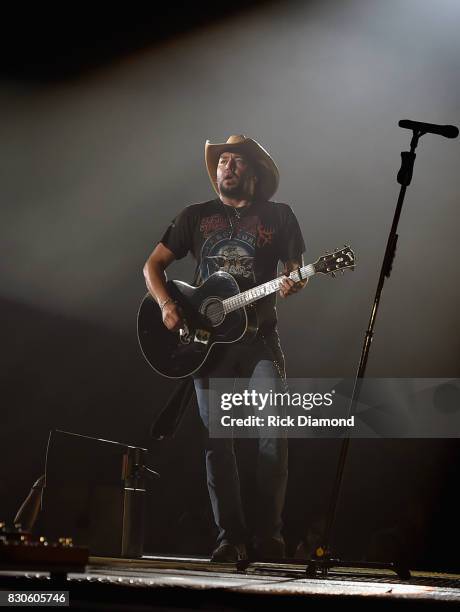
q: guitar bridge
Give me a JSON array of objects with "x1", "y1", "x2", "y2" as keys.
[{"x1": 194, "y1": 329, "x2": 210, "y2": 345}]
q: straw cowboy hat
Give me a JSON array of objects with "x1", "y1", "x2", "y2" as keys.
[{"x1": 205, "y1": 135, "x2": 280, "y2": 201}]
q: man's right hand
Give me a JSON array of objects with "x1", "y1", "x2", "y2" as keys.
[{"x1": 161, "y1": 301, "x2": 184, "y2": 332}]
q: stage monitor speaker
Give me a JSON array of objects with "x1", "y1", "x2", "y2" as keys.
[{"x1": 40, "y1": 430, "x2": 147, "y2": 558}]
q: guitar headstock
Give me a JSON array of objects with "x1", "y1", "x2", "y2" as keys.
[{"x1": 314, "y1": 245, "x2": 355, "y2": 277}]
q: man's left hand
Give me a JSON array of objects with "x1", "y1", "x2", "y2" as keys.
[{"x1": 279, "y1": 274, "x2": 308, "y2": 298}]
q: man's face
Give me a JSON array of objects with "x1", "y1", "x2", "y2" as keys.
[{"x1": 216, "y1": 151, "x2": 257, "y2": 198}]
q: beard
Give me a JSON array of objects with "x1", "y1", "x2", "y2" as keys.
[
  {"x1": 219, "y1": 182, "x2": 247, "y2": 198},
  {"x1": 218, "y1": 176, "x2": 253, "y2": 199}
]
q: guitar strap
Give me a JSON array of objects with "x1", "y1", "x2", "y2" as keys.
[{"x1": 150, "y1": 376, "x2": 197, "y2": 440}]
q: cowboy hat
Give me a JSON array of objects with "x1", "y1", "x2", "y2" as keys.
[{"x1": 205, "y1": 134, "x2": 279, "y2": 201}]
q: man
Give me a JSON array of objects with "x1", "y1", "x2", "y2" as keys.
[{"x1": 143, "y1": 135, "x2": 307, "y2": 562}]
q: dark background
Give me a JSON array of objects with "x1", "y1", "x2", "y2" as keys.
[{"x1": 1, "y1": 0, "x2": 459, "y2": 570}]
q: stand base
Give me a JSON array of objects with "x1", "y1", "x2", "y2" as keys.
[
  {"x1": 305, "y1": 557, "x2": 411, "y2": 581},
  {"x1": 237, "y1": 557, "x2": 411, "y2": 581}
]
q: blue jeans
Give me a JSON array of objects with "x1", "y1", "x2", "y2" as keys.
[{"x1": 194, "y1": 331, "x2": 288, "y2": 546}]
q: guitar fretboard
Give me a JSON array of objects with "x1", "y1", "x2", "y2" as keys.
[{"x1": 223, "y1": 264, "x2": 316, "y2": 314}]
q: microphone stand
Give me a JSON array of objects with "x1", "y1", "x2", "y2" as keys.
[{"x1": 304, "y1": 125, "x2": 454, "y2": 580}]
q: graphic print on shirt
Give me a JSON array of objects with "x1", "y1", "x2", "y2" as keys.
[
  {"x1": 198, "y1": 214, "x2": 274, "y2": 283},
  {"x1": 200, "y1": 229, "x2": 255, "y2": 282}
]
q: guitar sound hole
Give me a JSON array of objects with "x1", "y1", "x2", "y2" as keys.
[{"x1": 200, "y1": 297, "x2": 225, "y2": 327}]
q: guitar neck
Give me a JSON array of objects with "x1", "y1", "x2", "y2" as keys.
[{"x1": 223, "y1": 263, "x2": 316, "y2": 314}]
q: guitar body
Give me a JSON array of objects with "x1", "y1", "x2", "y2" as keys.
[{"x1": 137, "y1": 271, "x2": 258, "y2": 378}]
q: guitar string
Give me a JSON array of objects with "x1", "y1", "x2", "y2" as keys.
[
  {"x1": 204, "y1": 265, "x2": 317, "y2": 322},
  {"x1": 222, "y1": 265, "x2": 316, "y2": 314}
]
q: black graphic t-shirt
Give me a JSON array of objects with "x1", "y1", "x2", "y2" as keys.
[{"x1": 160, "y1": 198, "x2": 305, "y2": 332}]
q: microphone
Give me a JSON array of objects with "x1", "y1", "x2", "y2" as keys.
[{"x1": 399, "y1": 119, "x2": 459, "y2": 139}]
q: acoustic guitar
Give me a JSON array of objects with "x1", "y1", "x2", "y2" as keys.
[{"x1": 137, "y1": 246, "x2": 355, "y2": 378}]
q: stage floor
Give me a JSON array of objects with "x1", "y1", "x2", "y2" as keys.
[{"x1": 1, "y1": 554, "x2": 460, "y2": 610}]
